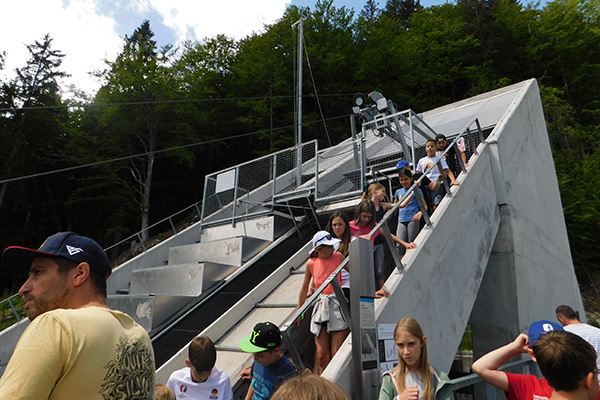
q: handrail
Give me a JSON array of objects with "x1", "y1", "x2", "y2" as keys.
[
  {"x1": 104, "y1": 200, "x2": 203, "y2": 254},
  {"x1": 369, "y1": 117, "x2": 484, "y2": 238},
  {"x1": 450, "y1": 359, "x2": 536, "y2": 391},
  {"x1": 280, "y1": 118, "x2": 484, "y2": 372},
  {"x1": 280, "y1": 176, "x2": 418, "y2": 370}
]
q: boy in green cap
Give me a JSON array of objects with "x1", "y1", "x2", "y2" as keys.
[{"x1": 239, "y1": 322, "x2": 297, "y2": 400}]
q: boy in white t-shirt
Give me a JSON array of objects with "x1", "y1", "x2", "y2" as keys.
[
  {"x1": 416, "y1": 139, "x2": 458, "y2": 209},
  {"x1": 167, "y1": 336, "x2": 233, "y2": 400}
]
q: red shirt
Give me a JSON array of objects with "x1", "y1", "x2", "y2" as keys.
[
  {"x1": 504, "y1": 372, "x2": 600, "y2": 400},
  {"x1": 349, "y1": 221, "x2": 379, "y2": 242},
  {"x1": 505, "y1": 372, "x2": 551, "y2": 400}
]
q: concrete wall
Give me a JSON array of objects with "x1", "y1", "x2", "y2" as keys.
[
  {"x1": 470, "y1": 80, "x2": 584, "y2": 358},
  {"x1": 323, "y1": 79, "x2": 584, "y2": 394},
  {"x1": 0, "y1": 319, "x2": 29, "y2": 368}
]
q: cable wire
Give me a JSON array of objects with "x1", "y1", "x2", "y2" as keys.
[
  {"x1": 0, "y1": 113, "x2": 352, "y2": 185},
  {"x1": 0, "y1": 93, "x2": 357, "y2": 112}
]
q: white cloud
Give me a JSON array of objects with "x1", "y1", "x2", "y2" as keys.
[
  {"x1": 0, "y1": 0, "x2": 122, "y2": 96},
  {"x1": 148, "y1": 0, "x2": 291, "y2": 43},
  {"x1": 0, "y1": 0, "x2": 293, "y2": 96}
]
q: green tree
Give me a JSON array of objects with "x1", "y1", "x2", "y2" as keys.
[
  {"x1": 383, "y1": 0, "x2": 422, "y2": 27},
  {"x1": 230, "y1": 8, "x2": 300, "y2": 152},
  {"x1": 532, "y1": 0, "x2": 600, "y2": 126},
  {"x1": 96, "y1": 21, "x2": 183, "y2": 241},
  {"x1": 360, "y1": 0, "x2": 381, "y2": 22},
  {"x1": 0, "y1": 35, "x2": 68, "y2": 214},
  {"x1": 303, "y1": 0, "x2": 358, "y2": 146},
  {"x1": 174, "y1": 35, "x2": 242, "y2": 169}
]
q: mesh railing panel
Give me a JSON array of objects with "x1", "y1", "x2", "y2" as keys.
[
  {"x1": 201, "y1": 141, "x2": 318, "y2": 226},
  {"x1": 315, "y1": 143, "x2": 364, "y2": 201}
]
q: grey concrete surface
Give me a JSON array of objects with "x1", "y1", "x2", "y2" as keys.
[
  {"x1": 168, "y1": 236, "x2": 269, "y2": 267},
  {"x1": 107, "y1": 294, "x2": 154, "y2": 331},
  {"x1": 130, "y1": 263, "x2": 205, "y2": 296},
  {"x1": 107, "y1": 221, "x2": 202, "y2": 295},
  {"x1": 0, "y1": 319, "x2": 29, "y2": 373}
]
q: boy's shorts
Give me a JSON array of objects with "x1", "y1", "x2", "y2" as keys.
[{"x1": 310, "y1": 294, "x2": 348, "y2": 336}]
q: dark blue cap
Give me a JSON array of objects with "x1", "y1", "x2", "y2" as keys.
[
  {"x1": 528, "y1": 320, "x2": 563, "y2": 346},
  {"x1": 3, "y1": 232, "x2": 112, "y2": 280}
]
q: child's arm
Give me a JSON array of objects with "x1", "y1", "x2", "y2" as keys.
[
  {"x1": 391, "y1": 233, "x2": 417, "y2": 250},
  {"x1": 412, "y1": 210, "x2": 423, "y2": 222},
  {"x1": 244, "y1": 384, "x2": 254, "y2": 400},
  {"x1": 428, "y1": 178, "x2": 440, "y2": 192},
  {"x1": 445, "y1": 168, "x2": 459, "y2": 185},
  {"x1": 472, "y1": 333, "x2": 530, "y2": 393},
  {"x1": 298, "y1": 266, "x2": 312, "y2": 309},
  {"x1": 393, "y1": 191, "x2": 414, "y2": 208},
  {"x1": 381, "y1": 201, "x2": 395, "y2": 211}
]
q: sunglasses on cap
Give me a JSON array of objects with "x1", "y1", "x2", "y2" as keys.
[{"x1": 314, "y1": 234, "x2": 333, "y2": 247}]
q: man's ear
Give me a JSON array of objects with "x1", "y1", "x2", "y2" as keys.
[
  {"x1": 185, "y1": 359, "x2": 191, "y2": 368},
  {"x1": 72, "y1": 262, "x2": 91, "y2": 287}
]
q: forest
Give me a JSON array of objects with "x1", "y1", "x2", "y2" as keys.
[{"x1": 0, "y1": 0, "x2": 599, "y2": 294}]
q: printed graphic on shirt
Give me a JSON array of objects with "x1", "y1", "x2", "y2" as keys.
[
  {"x1": 252, "y1": 373, "x2": 275, "y2": 398},
  {"x1": 210, "y1": 388, "x2": 219, "y2": 399},
  {"x1": 99, "y1": 336, "x2": 155, "y2": 399}
]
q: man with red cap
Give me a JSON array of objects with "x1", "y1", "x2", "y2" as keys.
[{"x1": 0, "y1": 232, "x2": 155, "y2": 399}]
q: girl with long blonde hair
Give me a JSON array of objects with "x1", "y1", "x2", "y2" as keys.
[{"x1": 379, "y1": 318, "x2": 453, "y2": 400}]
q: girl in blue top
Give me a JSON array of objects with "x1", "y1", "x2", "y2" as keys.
[{"x1": 394, "y1": 169, "x2": 426, "y2": 255}]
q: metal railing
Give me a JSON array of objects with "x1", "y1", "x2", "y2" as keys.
[
  {"x1": 280, "y1": 117, "x2": 485, "y2": 374},
  {"x1": 451, "y1": 359, "x2": 538, "y2": 399},
  {"x1": 199, "y1": 140, "x2": 318, "y2": 231},
  {"x1": 104, "y1": 200, "x2": 204, "y2": 255},
  {"x1": 0, "y1": 294, "x2": 25, "y2": 329}
]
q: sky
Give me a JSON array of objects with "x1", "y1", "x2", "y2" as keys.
[{"x1": 0, "y1": 0, "x2": 506, "y2": 96}]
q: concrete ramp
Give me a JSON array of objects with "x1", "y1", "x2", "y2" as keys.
[{"x1": 323, "y1": 79, "x2": 584, "y2": 392}]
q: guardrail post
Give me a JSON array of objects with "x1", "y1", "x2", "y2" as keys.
[
  {"x1": 475, "y1": 119, "x2": 485, "y2": 144},
  {"x1": 231, "y1": 167, "x2": 240, "y2": 228},
  {"x1": 360, "y1": 130, "x2": 368, "y2": 192},
  {"x1": 281, "y1": 325, "x2": 305, "y2": 373},
  {"x1": 194, "y1": 202, "x2": 202, "y2": 221},
  {"x1": 389, "y1": 102, "x2": 411, "y2": 166},
  {"x1": 380, "y1": 223, "x2": 403, "y2": 272},
  {"x1": 199, "y1": 178, "x2": 209, "y2": 235},
  {"x1": 413, "y1": 187, "x2": 431, "y2": 227},
  {"x1": 272, "y1": 153, "x2": 278, "y2": 209},
  {"x1": 410, "y1": 112, "x2": 416, "y2": 168},
  {"x1": 168, "y1": 217, "x2": 177, "y2": 236},
  {"x1": 349, "y1": 237, "x2": 380, "y2": 399}
]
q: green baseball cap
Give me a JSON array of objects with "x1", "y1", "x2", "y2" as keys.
[{"x1": 238, "y1": 322, "x2": 281, "y2": 353}]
